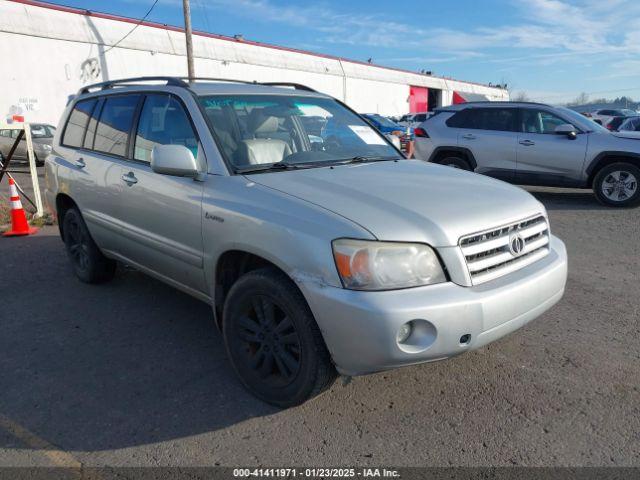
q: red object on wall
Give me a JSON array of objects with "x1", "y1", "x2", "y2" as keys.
[
  {"x1": 11, "y1": 115, "x2": 24, "y2": 122},
  {"x1": 409, "y1": 86, "x2": 428, "y2": 113},
  {"x1": 452, "y1": 91, "x2": 467, "y2": 104}
]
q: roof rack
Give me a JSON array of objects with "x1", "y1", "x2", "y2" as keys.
[
  {"x1": 78, "y1": 76, "x2": 189, "y2": 95},
  {"x1": 182, "y1": 78, "x2": 318, "y2": 92},
  {"x1": 77, "y1": 76, "x2": 319, "y2": 96}
]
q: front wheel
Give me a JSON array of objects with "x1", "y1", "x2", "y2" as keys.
[
  {"x1": 593, "y1": 163, "x2": 640, "y2": 208},
  {"x1": 62, "y1": 207, "x2": 116, "y2": 283},
  {"x1": 222, "y1": 268, "x2": 337, "y2": 407}
]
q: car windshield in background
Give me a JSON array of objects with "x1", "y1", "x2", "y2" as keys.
[
  {"x1": 557, "y1": 107, "x2": 608, "y2": 133},
  {"x1": 30, "y1": 124, "x2": 56, "y2": 138},
  {"x1": 369, "y1": 114, "x2": 401, "y2": 129},
  {"x1": 197, "y1": 94, "x2": 400, "y2": 172}
]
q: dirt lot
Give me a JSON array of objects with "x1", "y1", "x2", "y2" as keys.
[{"x1": 0, "y1": 184, "x2": 639, "y2": 468}]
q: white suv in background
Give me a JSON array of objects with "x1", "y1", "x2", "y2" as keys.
[{"x1": 414, "y1": 102, "x2": 640, "y2": 208}]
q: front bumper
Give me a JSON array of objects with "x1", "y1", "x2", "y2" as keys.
[{"x1": 300, "y1": 235, "x2": 567, "y2": 376}]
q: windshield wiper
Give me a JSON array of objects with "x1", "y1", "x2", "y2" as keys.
[
  {"x1": 330, "y1": 155, "x2": 402, "y2": 166},
  {"x1": 235, "y1": 162, "x2": 302, "y2": 174}
]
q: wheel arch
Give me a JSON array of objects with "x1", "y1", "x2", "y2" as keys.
[
  {"x1": 428, "y1": 146, "x2": 477, "y2": 170},
  {"x1": 55, "y1": 193, "x2": 78, "y2": 239},
  {"x1": 586, "y1": 152, "x2": 640, "y2": 187},
  {"x1": 213, "y1": 249, "x2": 298, "y2": 330}
]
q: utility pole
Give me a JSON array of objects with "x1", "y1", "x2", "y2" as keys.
[{"x1": 182, "y1": 0, "x2": 195, "y2": 82}]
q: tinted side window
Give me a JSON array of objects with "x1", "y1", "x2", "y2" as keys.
[
  {"x1": 62, "y1": 99, "x2": 97, "y2": 148},
  {"x1": 521, "y1": 109, "x2": 567, "y2": 134},
  {"x1": 134, "y1": 95, "x2": 198, "y2": 163},
  {"x1": 446, "y1": 108, "x2": 516, "y2": 131},
  {"x1": 94, "y1": 95, "x2": 140, "y2": 157},
  {"x1": 446, "y1": 109, "x2": 471, "y2": 128},
  {"x1": 414, "y1": 114, "x2": 427, "y2": 122}
]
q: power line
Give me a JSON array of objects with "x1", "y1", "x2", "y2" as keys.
[{"x1": 102, "y1": 0, "x2": 160, "y2": 54}]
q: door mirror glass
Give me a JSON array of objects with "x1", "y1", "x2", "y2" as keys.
[
  {"x1": 151, "y1": 144, "x2": 199, "y2": 177},
  {"x1": 554, "y1": 123, "x2": 578, "y2": 139}
]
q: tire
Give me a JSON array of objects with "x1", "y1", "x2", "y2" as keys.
[
  {"x1": 439, "y1": 156, "x2": 471, "y2": 170},
  {"x1": 222, "y1": 267, "x2": 337, "y2": 407},
  {"x1": 62, "y1": 207, "x2": 116, "y2": 283},
  {"x1": 593, "y1": 162, "x2": 640, "y2": 208}
]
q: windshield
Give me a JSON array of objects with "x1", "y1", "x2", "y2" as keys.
[
  {"x1": 557, "y1": 107, "x2": 608, "y2": 133},
  {"x1": 198, "y1": 94, "x2": 400, "y2": 172}
]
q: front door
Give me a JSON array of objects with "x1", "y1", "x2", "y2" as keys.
[
  {"x1": 116, "y1": 93, "x2": 206, "y2": 292},
  {"x1": 516, "y1": 108, "x2": 589, "y2": 186}
]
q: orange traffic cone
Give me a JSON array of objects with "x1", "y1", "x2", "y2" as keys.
[{"x1": 3, "y1": 178, "x2": 38, "y2": 237}]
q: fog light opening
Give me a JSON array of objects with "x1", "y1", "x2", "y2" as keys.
[
  {"x1": 459, "y1": 334, "x2": 471, "y2": 345},
  {"x1": 396, "y1": 322, "x2": 413, "y2": 344}
]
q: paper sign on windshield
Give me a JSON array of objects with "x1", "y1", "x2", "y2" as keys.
[{"x1": 349, "y1": 125, "x2": 387, "y2": 145}]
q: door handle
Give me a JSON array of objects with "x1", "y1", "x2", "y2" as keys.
[
  {"x1": 75, "y1": 158, "x2": 86, "y2": 169},
  {"x1": 121, "y1": 172, "x2": 138, "y2": 185},
  {"x1": 462, "y1": 134, "x2": 476, "y2": 140},
  {"x1": 519, "y1": 140, "x2": 535, "y2": 146}
]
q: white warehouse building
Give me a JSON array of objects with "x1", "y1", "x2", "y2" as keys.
[{"x1": 0, "y1": 0, "x2": 509, "y2": 126}]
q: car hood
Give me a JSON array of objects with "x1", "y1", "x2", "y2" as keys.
[
  {"x1": 248, "y1": 160, "x2": 545, "y2": 247},
  {"x1": 611, "y1": 131, "x2": 640, "y2": 140}
]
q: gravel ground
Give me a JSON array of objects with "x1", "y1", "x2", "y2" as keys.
[{"x1": 0, "y1": 185, "x2": 638, "y2": 468}]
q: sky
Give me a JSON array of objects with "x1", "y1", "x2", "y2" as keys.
[{"x1": 44, "y1": 0, "x2": 640, "y2": 104}]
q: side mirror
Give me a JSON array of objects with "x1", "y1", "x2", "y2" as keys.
[
  {"x1": 151, "y1": 144, "x2": 199, "y2": 177},
  {"x1": 554, "y1": 124, "x2": 578, "y2": 140}
]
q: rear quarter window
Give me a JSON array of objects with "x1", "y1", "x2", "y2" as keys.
[{"x1": 62, "y1": 99, "x2": 97, "y2": 148}]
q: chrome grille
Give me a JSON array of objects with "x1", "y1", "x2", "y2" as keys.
[{"x1": 460, "y1": 215, "x2": 550, "y2": 285}]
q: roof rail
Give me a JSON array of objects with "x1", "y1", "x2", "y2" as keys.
[
  {"x1": 78, "y1": 76, "x2": 189, "y2": 95},
  {"x1": 77, "y1": 76, "x2": 319, "y2": 96},
  {"x1": 259, "y1": 82, "x2": 317, "y2": 92},
  {"x1": 179, "y1": 77, "x2": 258, "y2": 85}
]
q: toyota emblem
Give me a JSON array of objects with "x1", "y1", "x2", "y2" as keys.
[{"x1": 509, "y1": 232, "x2": 526, "y2": 257}]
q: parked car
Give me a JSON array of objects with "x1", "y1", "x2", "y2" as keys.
[
  {"x1": 413, "y1": 101, "x2": 640, "y2": 207},
  {"x1": 604, "y1": 116, "x2": 634, "y2": 132},
  {"x1": 398, "y1": 112, "x2": 432, "y2": 129},
  {"x1": 46, "y1": 78, "x2": 567, "y2": 407},
  {"x1": 590, "y1": 108, "x2": 638, "y2": 127},
  {"x1": 0, "y1": 123, "x2": 56, "y2": 166},
  {"x1": 618, "y1": 116, "x2": 640, "y2": 133},
  {"x1": 361, "y1": 114, "x2": 413, "y2": 152}
]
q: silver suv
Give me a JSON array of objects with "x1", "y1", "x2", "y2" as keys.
[
  {"x1": 45, "y1": 78, "x2": 567, "y2": 407},
  {"x1": 414, "y1": 102, "x2": 640, "y2": 208}
]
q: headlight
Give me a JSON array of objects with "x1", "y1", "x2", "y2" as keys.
[
  {"x1": 41, "y1": 144, "x2": 52, "y2": 151},
  {"x1": 332, "y1": 239, "x2": 446, "y2": 290}
]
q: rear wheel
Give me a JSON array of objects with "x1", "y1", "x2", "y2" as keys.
[
  {"x1": 593, "y1": 162, "x2": 640, "y2": 208},
  {"x1": 62, "y1": 208, "x2": 116, "y2": 283},
  {"x1": 223, "y1": 267, "x2": 337, "y2": 407},
  {"x1": 439, "y1": 156, "x2": 471, "y2": 170}
]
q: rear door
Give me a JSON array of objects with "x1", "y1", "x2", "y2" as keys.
[
  {"x1": 452, "y1": 107, "x2": 518, "y2": 181},
  {"x1": 115, "y1": 93, "x2": 206, "y2": 292},
  {"x1": 59, "y1": 96, "x2": 134, "y2": 252},
  {"x1": 515, "y1": 107, "x2": 588, "y2": 186}
]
